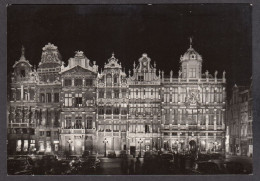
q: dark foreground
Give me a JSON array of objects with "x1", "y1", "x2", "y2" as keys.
[{"x1": 7, "y1": 153, "x2": 252, "y2": 175}]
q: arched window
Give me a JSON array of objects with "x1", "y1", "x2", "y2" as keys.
[
  {"x1": 98, "y1": 107, "x2": 104, "y2": 114},
  {"x1": 106, "y1": 106, "x2": 112, "y2": 114},
  {"x1": 114, "y1": 75, "x2": 118, "y2": 84},
  {"x1": 75, "y1": 116, "x2": 82, "y2": 129},
  {"x1": 20, "y1": 69, "x2": 25, "y2": 77},
  {"x1": 113, "y1": 106, "x2": 120, "y2": 115}
]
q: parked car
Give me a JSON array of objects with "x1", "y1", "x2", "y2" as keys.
[
  {"x1": 160, "y1": 153, "x2": 174, "y2": 167},
  {"x1": 82, "y1": 150, "x2": 90, "y2": 158},
  {"x1": 7, "y1": 158, "x2": 33, "y2": 175},
  {"x1": 192, "y1": 160, "x2": 226, "y2": 174},
  {"x1": 119, "y1": 150, "x2": 127, "y2": 158},
  {"x1": 224, "y1": 157, "x2": 252, "y2": 174},
  {"x1": 108, "y1": 151, "x2": 117, "y2": 158},
  {"x1": 80, "y1": 155, "x2": 101, "y2": 171}
]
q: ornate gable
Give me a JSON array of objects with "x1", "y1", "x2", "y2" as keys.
[
  {"x1": 104, "y1": 53, "x2": 122, "y2": 69},
  {"x1": 39, "y1": 43, "x2": 62, "y2": 67},
  {"x1": 60, "y1": 65, "x2": 96, "y2": 76}
]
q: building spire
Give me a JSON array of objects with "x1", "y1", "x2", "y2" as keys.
[
  {"x1": 20, "y1": 45, "x2": 26, "y2": 60},
  {"x1": 189, "y1": 37, "x2": 193, "y2": 49}
]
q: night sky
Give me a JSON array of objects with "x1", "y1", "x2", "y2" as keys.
[{"x1": 7, "y1": 4, "x2": 252, "y2": 97}]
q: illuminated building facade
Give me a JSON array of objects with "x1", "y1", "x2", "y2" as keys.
[
  {"x1": 227, "y1": 80, "x2": 253, "y2": 157},
  {"x1": 161, "y1": 42, "x2": 226, "y2": 154},
  {"x1": 7, "y1": 41, "x2": 227, "y2": 156}
]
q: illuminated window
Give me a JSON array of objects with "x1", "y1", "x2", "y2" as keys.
[
  {"x1": 65, "y1": 94, "x2": 72, "y2": 107},
  {"x1": 16, "y1": 140, "x2": 22, "y2": 152},
  {"x1": 189, "y1": 68, "x2": 196, "y2": 78},
  {"x1": 106, "y1": 74, "x2": 112, "y2": 86},
  {"x1": 46, "y1": 141, "x2": 51, "y2": 152},
  {"x1": 46, "y1": 93, "x2": 52, "y2": 103}
]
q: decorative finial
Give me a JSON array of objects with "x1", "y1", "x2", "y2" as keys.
[
  {"x1": 205, "y1": 70, "x2": 209, "y2": 78},
  {"x1": 189, "y1": 37, "x2": 193, "y2": 48},
  {"x1": 214, "y1": 71, "x2": 218, "y2": 78},
  {"x1": 21, "y1": 46, "x2": 25, "y2": 56},
  {"x1": 133, "y1": 61, "x2": 136, "y2": 68},
  {"x1": 112, "y1": 52, "x2": 115, "y2": 57},
  {"x1": 20, "y1": 45, "x2": 25, "y2": 60}
]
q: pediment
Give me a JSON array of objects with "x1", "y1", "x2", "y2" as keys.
[{"x1": 61, "y1": 65, "x2": 96, "y2": 75}]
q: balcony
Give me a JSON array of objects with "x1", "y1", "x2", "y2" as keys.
[
  {"x1": 8, "y1": 123, "x2": 36, "y2": 128},
  {"x1": 85, "y1": 129, "x2": 95, "y2": 134},
  {"x1": 60, "y1": 129, "x2": 85, "y2": 134}
]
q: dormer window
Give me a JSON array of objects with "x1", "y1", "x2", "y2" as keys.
[
  {"x1": 20, "y1": 69, "x2": 25, "y2": 77},
  {"x1": 138, "y1": 75, "x2": 144, "y2": 81}
]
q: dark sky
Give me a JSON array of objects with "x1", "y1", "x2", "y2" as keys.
[{"x1": 7, "y1": 4, "x2": 252, "y2": 96}]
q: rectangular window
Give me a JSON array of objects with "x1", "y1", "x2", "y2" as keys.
[
  {"x1": 65, "y1": 94, "x2": 72, "y2": 107},
  {"x1": 64, "y1": 79, "x2": 72, "y2": 86},
  {"x1": 122, "y1": 89, "x2": 127, "y2": 98},
  {"x1": 113, "y1": 107, "x2": 120, "y2": 115},
  {"x1": 113, "y1": 124, "x2": 119, "y2": 131},
  {"x1": 114, "y1": 89, "x2": 119, "y2": 98},
  {"x1": 98, "y1": 107, "x2": 104, "y2": 114},
  {"x1": 75, "y1": 94, "x2": 82, "y2": 107},
  {"x1": 138, "y1": 75, "x2": 144, "y2": 81},
  {"x1": 54, "y1": 93, "x2": 59, "y2": 103},
  {"x1": 40, "y1": 131, "x2": 44, "y2": 136},
  {"x1": 106, "y1": 75, "x2": 112, "y2": 86},
  {"x1": 99, "y1": 90, "x2": 104, "y2": 98},
  {"x1": 65, "y1": 117, "x2": 72, "y2": 129},
  {"x1": 75, "y1": 79, "x2": 82, "y2": 86},
  {"x1": 189, "y1": 68, "x2": 196, "y2": 78},
  {"x1": 46, "y1": 93, "x2": 52, "y2": 103},
  {"x1": 106, "y1": 106, "x2": 112, "y2": 114},
  {"x1": 40, "y1": 93, "x2": 45, "y2": 103},
  {"x1": 85, "y1": 79, "x2": 93, "y2": 86},
  {"x1": 87, "y1": 117, "x2": 93, "y2": 129},
  {"x1": 106, "y1": 90, "x2": 112, "y2": 98},
  {"x1": 46, "y1": 131, "x2": 51, "y2": 137},
  {"x1": 121, "y1": 125, "x2": 126, "y2": 132}
]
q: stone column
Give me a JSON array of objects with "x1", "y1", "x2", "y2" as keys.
[{"x1": 21, "y1": 85, "x2": 24, "y2": 100}]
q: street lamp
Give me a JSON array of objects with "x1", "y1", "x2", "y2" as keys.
[
  {"x1": 67, "y1": 138, "x2": 73, "y2": 155},
  {"x1": 176, "y1": 140, "x2": 179, "y2": 154},
  {"x1": 103, "y1": 138, "x2": 108, "y2": 157},
  {"x1": 138, "y1": 138, "x2": 143, "y2": 157}
]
